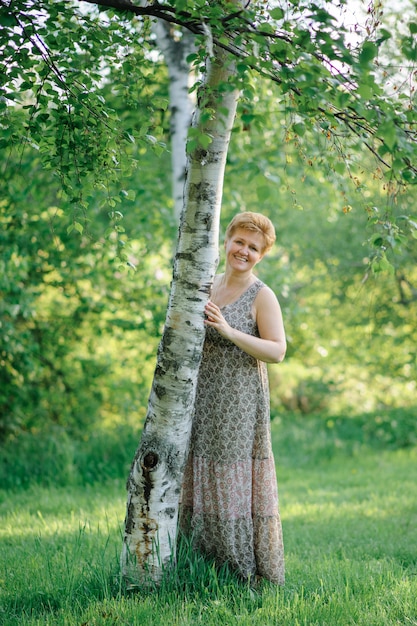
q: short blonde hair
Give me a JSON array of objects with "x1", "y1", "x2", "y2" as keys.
[{"x1": 225, "y1": 212, "x2": 276, "y2": 254}]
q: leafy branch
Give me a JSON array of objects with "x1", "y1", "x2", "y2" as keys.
[{"x1": 77, "y1": 0, "x2": 417, "y2": 183}]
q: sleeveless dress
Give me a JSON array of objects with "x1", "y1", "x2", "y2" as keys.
[{"x1": 180, "y1": 279, "x2": 285, "y2": 584}]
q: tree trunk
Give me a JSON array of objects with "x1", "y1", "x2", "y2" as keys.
[
  {"x1": 152, "y1": 21, "x2": 196, "y2": 221},
  {"x1": 121, "y1": 40, "x2": 240, "y2": 585}
]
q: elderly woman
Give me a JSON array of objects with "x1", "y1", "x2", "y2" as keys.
[{"x1": 180, "y1": 211, "x2": 286, "y2": 585}]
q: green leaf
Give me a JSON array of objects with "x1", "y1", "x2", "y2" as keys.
[
  {"x1": 356, "y1": 83, "x2": 374, "y2": 99},
  {"x1": 0, "y1": 12, "x2": 16, "y2": 27},
  {"x1": 198, "y1": 134, "x2": 213, "y2": 149},
  {"x1": 186, "y1": 139, "x2": 198, "y2": 154},
  {"x1": 370, "y1": 234, "x2": 384, "y2": 248},
  {"x1": 67, "y1": 221, "x2": 84, "y2": 235},
  {"x1": 122, "y1": 189, "x2": 136, "y2": 201},
  {"x1": 401, "y1": 36, "x2": 417, "y2": 61},
  {"x1": 371, "y1": 254, "x2": 395, "y2": 275},
  {"x1": 376, "y1": 28, "x2": 392, "y2": 44},
  {"x1": 270, "y1": 7, "x2": 284, "y2": 20},
  {"x1": 378, "y1": 121, "x2": 397, "y2": 152},
  {"x1": 409, "y1": 22, "x2": 417, "y2": 34},
  {"x1": 153, "y1": 97, "x2": 169, "y2": 111},
  {"x1": 292, "y1": 122, "x2": 305, "y2": 136},
  {"x1": 359, "y1": 41, "x2": 378, "y2": 65}
]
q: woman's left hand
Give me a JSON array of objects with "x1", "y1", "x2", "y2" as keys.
[{"x1": 204, "y1": 301, "x2": 232, "y2": 339}]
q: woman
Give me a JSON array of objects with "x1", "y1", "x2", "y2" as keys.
[{"x1": 180, "y1": 211, "x2": 286, "y2": 584}]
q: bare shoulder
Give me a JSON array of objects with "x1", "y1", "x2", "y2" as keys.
[
  {"x1": 255, "y1": 284, "x2": 281, "y2": 308},
  {"x1": 253, "y1": 283, "x2": 286, "y2": 344}
]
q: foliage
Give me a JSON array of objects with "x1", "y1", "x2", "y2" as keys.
[
  {"x1": 1, "y1": 0, "x2": 417, "y2": 439},
  {"x1": 0, "y1": 4, "x2": 177, "y2": 438},
  {"x1": 226, "y1": 72, "x2": 417, "y2": 274},
  {"x1": 0, "y1": 110, "x2": 175, "y2": 439},
  {"x1": 0, "y1": 1, "x2": 166, "y2": 226},
  {"x1": 2, "y1": 74, "x2": 417, "y2": 439},
  {"x1": 0, "y1": 423, "x2": 139, "y2": 489},
  {"x1": 4, "y1": 0, "x2": 417, "y2": 201},
  {"x1": 75, "y1": 0, "x2": 417, "y2": 186}
]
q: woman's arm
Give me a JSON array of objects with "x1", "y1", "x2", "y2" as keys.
[{"x1": 204, "y1": 286, "x2": 286, "y2": 364}]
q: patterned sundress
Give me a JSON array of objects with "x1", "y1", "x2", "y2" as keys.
[{"x1": 180, "y1": 279, "x2": 285, "y2": 584}]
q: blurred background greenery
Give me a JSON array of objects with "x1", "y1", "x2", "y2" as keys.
[{"x1": 2, "y1": 97, "x2": 416, "y2": 489}]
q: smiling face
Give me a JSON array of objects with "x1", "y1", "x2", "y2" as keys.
[{"x1": 224, "y1": 227, "x2": 265, "y2": 273}]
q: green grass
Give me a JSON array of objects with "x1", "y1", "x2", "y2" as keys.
[{"x1": 1, "y1": 414, "x2": 417, "y2": 625}]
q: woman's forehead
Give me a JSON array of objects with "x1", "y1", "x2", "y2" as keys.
[{"x1": 230, "y1": 227, "x2": 264, "y2": 243}]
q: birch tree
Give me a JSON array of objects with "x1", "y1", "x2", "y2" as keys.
[
  {"x1": 3, "y1": 0, "x2": 417, "y2": 585},
  {"x1": 120, "y1": 22, "x2": 241, "y2": 587},
  {"x1": 152, "y1": 21, "x2": 196, "y2": 220}
]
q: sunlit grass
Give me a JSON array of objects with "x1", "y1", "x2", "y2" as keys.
[{"x1": 1, "y1": 422, "x2": 416, "y2": 625}]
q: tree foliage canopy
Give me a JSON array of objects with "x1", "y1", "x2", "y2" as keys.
[
  {"x1": 2, "y1": 0, "x2": 417, "y2": 253},
  {"x1": 78, "y1": 0, "x2": 417, "y2": 181},
  {"x1": 3, "y1": 1, "x2": 417, "y2": 187}
]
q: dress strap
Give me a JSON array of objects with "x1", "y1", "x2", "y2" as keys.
[{"x1": 246, "y1": 278, "x2": 264, "y2": 302}]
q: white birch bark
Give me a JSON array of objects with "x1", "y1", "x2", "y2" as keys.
[
  {"x1": 152, "y1": 21, "x2": 196, "y2": 221},
  {"x1": 121, "y1": 37, "x2": 240, "y2": 586}
]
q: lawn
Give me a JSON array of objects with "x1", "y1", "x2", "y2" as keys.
[{"x1": 1, "y1": 416, "x2": 416, "y2": 625}]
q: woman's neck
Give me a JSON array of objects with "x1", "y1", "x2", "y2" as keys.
[
  {"x1": 211, "y1": 271, "x2": 256, "y2": 308},
  {"x1": 221, "y1": 268, "x2": 255, "y2": 287}
]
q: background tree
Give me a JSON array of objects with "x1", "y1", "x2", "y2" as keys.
[{"x1": 151, "y1": 20, "x2": 196, "y2": 220}]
